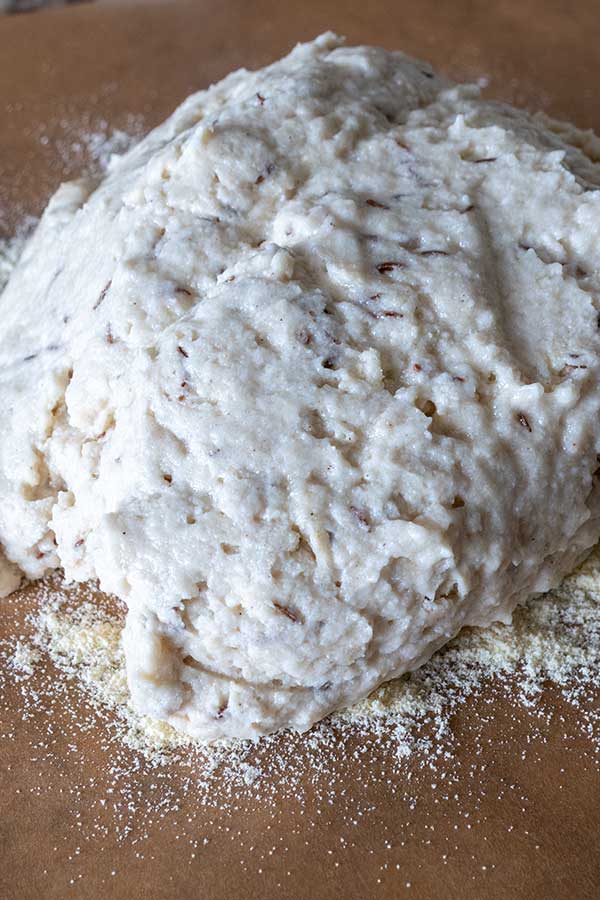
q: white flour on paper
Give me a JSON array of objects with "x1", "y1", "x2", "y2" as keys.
[
  {"x1": 19, "y1": 541, "x2": 600, "y2": 764},
  {"x1": 0, "y1": 118, "x2": 145, "y2": 293}
]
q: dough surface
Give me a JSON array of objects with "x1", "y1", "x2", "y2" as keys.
[{"x1": 2, "y1": 34, "x2": 600, "y2": 740}]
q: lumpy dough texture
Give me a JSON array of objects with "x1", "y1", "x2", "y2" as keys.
[{"x1": 2, "y1": 34, "x2": 600, "y2": 739}]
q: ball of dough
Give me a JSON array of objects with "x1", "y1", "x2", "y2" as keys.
[{"x1": 2, "y1": 34, "x2": 600, "y2": 739}]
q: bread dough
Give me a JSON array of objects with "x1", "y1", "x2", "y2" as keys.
[{"x1": 2, "y1": 34, "x2": 600, "y2": 740}]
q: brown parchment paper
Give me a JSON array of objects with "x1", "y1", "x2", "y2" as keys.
[{"x1": 1, "y1": 2, "x2": 600, "y2": 898}]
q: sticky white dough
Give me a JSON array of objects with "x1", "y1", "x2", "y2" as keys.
[{"x1": 2, "y1": 34, "x2": 600, "y2": 739}]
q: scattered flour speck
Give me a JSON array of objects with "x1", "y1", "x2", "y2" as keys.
[{"x1": 10, "y1": 639, "x2": 41, "y2": 679}]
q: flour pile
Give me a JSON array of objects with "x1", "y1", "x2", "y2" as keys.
[{"x1": 13, "y1": 540, "x2": 599, "y2": 764}]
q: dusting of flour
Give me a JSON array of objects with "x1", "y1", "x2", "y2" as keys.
[
  {"x1": 0, "y1": 118, "x2": 144, "y2": 293},
  {"x1": 22, "y1": 542, "x2": 600, "y2": 765}
]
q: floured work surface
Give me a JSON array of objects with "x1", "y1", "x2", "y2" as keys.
[{"x1": 1, "y1": 2, "x2": 600, "y2": 898}]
